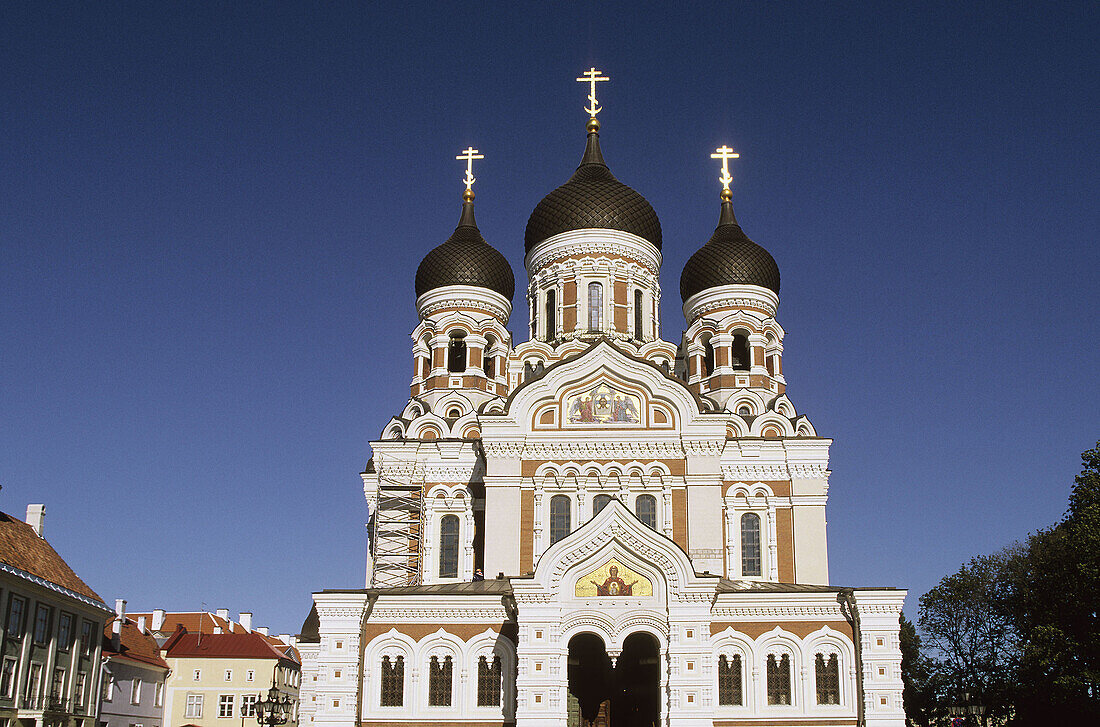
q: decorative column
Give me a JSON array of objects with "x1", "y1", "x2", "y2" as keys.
[
  {"x1": 767, "y1": 503, "x2": 779, "y2": 581},
  {"x1": 748, "y1": 332, "x2": 769, "y2": 376},
  {"x1": 532, "y1": 484, "x2": 544, "y2": 556}
]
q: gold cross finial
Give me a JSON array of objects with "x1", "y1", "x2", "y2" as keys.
[
  {"x1": 576, "y1": 67, "x2": 610, "y2": 118},
  {"x1": 711, "y1": 145, "x2": 740, "y2": 198},
  {"x1": 456, "y1": 146, "x2": 484, "y2": 198}
]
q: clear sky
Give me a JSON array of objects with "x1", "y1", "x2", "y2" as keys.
[{"x1": 1, "y1": 2, "x2": 1096, "y2": 635}]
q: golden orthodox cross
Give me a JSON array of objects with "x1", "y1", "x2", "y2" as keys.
[
  {"x1": 576, "y1": 67, "x2": 610, "y2": 118},
  {"x1": 710, "y1": 145, "x2": 740, "y2": 193},
  {"x1": 456, "y1": 146, "x2": 483, "y2": 192}
]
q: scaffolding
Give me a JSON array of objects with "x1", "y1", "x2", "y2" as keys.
[{"x1": 369, "y1": 454, "x2": 425, "y2": 588}]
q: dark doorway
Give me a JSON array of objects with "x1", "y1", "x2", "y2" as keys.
[
  {"x1": 567, "y1": 632, "x2": 661, "y2": 727},
  {"x1": 613, "y1": 632, "x2": 661, "y2": 727}
]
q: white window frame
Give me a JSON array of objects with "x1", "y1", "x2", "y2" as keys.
[
  {"x1": 154, "y1": 680, "x2": 163, "y2": 707},
  {"x1": 241, "y1": 694, "x2": 258, "y2": 717},
  {"x1": 192, "y1": 669, "x2": 201, "y2": 681},
  {"x1": 185, "y1": 694, "x2": 203, "y2": 718},
  {"x1": 130, "y1": 677, "x2": 141, "y2": 705},
  {"x1": 246, "y1": 669, "x2": 255, "y2": 682},
  {"x1": 2, "y1": 657, "x2": 19, "y2": 699},
  {"x1": 102, "y1": 674, "x2": 114, "y2": 702},
  {"x1": 218, "y1": 693, "x2": 234, "y2": 718},
  {"x1": 224, "y1": 669, "x2": 232, "y2": 682}
]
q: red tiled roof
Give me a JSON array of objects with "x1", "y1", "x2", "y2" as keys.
[
  {"x1": 127, "y1": 611, "x2": 233, "y2": 635},
  {"x1": 0, "y1": 511, "x2": 104, "y2": 603},
  {"x1": 163, "y1": 629, "x2": 298, "y2": 663},
  {"x1": 102, "y1": 618, "x2": 169, "y2": 670}
]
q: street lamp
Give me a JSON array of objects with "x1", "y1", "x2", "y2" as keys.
[{"x1": 254, "y1": 678, "x2": 293, "y2": 727}]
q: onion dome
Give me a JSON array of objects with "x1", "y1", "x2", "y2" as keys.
[
  {"x1": 415, "y1": 192, "x2": 515, "y2": 300},
  {"x1": 524, "y1": 119, "x2": 662, "y2": 252},
  {"x1": 680, "y1": 193, "x2": 780, "y2": 302}
]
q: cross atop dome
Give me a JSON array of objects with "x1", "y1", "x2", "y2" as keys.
[
  {"x1": 710, "y1": 145, "x2": 740, "y2": 200},
  {"x1": 576, "y1": 67, "x2": 609, "y2": 127},
  {"x1": 456, "y1": 146, "x2": 483, "y2": 201}
]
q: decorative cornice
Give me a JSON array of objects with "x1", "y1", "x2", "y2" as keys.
[
  {"x1": 525, "y1": 230, "x2": 662, "y2": 276},
  {"x1": 683, "y1": 284, "x2": 779, "y2": 320},
  {"x1": 416, "y1": 285, "x2": 512, "y2": 322},
  {"x1": 0, "y1": 563, "x2": 112, "y2": 612}
]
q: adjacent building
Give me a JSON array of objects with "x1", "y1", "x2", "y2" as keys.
[
  {"x1": 302, "y1": 72, "x2": 907, "y2": 727},
  {"x1": 159, "y1": 628, "x2": 300, "y2": 727},
  {"x1": 1, "y1": 504, "x2": 112, "y2": 727},
  {"x1": 99, "y1": 602, "x2": 169, "y2": 727}
]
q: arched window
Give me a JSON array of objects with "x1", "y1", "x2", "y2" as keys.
[
  {"x1": 549, "y1": 495, "x2": 571, "y2": 545},
  {"x1": 633, "y1": 289, "x2": 643, "y2": 341},
  {"x1": 766, "y1": 653, "x2": 791, "y2": 705},
  {"x1": 447, "y1": 332, "x2": 466, "y2": 373},
  {"x1": 476, "y1": 654, "x2": 502, "y2": 707},
  {"x1": 741, "y1": 513, "x2": 762, "y2": 577},
  {"x1": 635, "y1": 495, "x2": 657, "y2": 529},
  {"x1": 439, "y1": 515, "x2": 459, "y2": 578},
  {"x1": 483, "y1": 336, "x2": 495, "y2": 378},
  {"x1": 815, "y1": 653, "x2": 840, "y2": 704},
  {"x1": 592, "y1": 494, "x2": 611, "y2": 517},
  {"x1": 588, "y1": 282, "x2": 603, "y2": 331},
  {"x1": 380, "y1": 655, "x2": 403, "y2": 706},
  {"x1": 702, "y1": 334, "x2": 715, "y2": 376},
  {"x1": 732, "y1": 334, "x2": 750, "y2": 371},
  {"x1": 717, "y1": 654, "x2": 742, "y2": 706},
  {"x1": 545, "y1": 289, "x2": 556, "y2": 341},
  {"x1": 427, "y1": 655, "x2": 452, "y2": 706}
]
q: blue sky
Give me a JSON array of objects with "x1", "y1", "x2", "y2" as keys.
[{"x1": 1, "y1": 2, "x2": 1096, "y2": 634}]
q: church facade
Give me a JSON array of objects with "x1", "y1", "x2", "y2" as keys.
[{"x1": 299, "y1": 78, "x2": 906, "y2": 727}]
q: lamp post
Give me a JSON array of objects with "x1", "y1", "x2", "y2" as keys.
[{"x1": 254, "y1": 678, "x2": 293, "y2": 727}]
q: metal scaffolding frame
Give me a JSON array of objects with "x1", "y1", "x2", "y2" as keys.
[{"x1": 369, "y1": 454, "x2": 425, "y2": 588}]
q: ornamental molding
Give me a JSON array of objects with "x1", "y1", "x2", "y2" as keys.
[
  {"x1": 422, "y1": 464, "x2": 480, "y2": 482},
  {"x1": 368, "y1": 608, "x2": 511, "y2": 622},
  {"x1": 683, "y1": 284, "x2": 779, "y2": 320},
  {"x1": 525, "y1": 230, "x2": 663, "y2": 275},
  {"x1": 519, "y1": 441, "x2": 687, "y2": 460},
  {"x1": 416, "y1": 285, "x2": 512, "y2": 322},
  {"x1": 711, "y1": 606, "x2": 846, "y2": 619},
  {"x1": 722, "y1": 464, "x2": 791, "y2": 480}
]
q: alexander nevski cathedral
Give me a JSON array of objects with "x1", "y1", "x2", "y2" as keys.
[{"x1": 297, "y1": 71, "x2": 906, "y2": 727}]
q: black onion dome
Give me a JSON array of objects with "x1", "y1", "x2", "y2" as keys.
[
  {"x1": 679, "y1": 200, "x2": 780, "y2": 302},
  {"x1": 415, "y1": 200, "x2": 515, "y2": 300},
  {"x1": 524, "y1": 130, "x2": 662, "y2": 252}
]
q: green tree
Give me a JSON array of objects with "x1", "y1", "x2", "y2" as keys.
[
  {"x1": 900, "y1": 613, "x2": 938, "y2": 726},
  {"x1": 918, "y1": 552, "x2": 1018, "y2": 726},
  {"x1": 1002, "y1": 441, "x2": 1100, "y2": 722}
]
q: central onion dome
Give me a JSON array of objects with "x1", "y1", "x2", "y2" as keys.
[
  {"x1": 524, "y1": 119, "x2": 662, "y2": 252},
  {"x1": 415, "y1": 193, "x2": 515, "y2": 300},
  {"x1": 680, "y1": 192, "x2": 780, "y2": 302}
]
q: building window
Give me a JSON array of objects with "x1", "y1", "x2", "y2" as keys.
[
  {"x1": 439, "y1": 514, "x2": 460, "y2": 578},
  {"x1": 702, "y1": 334, "x2": 715, "y2": 376},
  {"x1": 333, "y1": 670, "x2": 341, "y2": 679},
  {"x1": 634, "y1": 289, "x2": 643, "y2": 341},
  {"x1": 447, "y1": 331, "x2": 467, "y2": 373},
  {"x1": 545, "y1": 289, "x2": 556, "y2": 340},
  {"x1": 549, "y1": 495, "x2": 571, "y2": 545},
  {"x1": 592, "y1": 494, "x2": 611, "y2": 517},
  {"x1": 477, "y1": 654, "x2": 502, "y2": 707},
  {"x1": 246, "y1": 669, "x2": 255, "y2": 682},
  {"x1": 717, "y1": 654, "x2": 742, "y2": 705},
  {"x1": 483, "y1": 336, "x2": 496, "y2": 378},
  {"x1": 635, "y1": 494, "x2": 657, "y2": 529},
  {"x1": 58, "y1": 613, "x2": 74, "y2": 651},
  {"x1": 74, "y1": 671, "x2": 87, "y2": 707},
  {"x1": 224, "y1": 669, "x2": 232, "y2": 681},
  {"x1": 51, "y1": 669, "x2": 65, "y2": 700},
  {"x1": 102, "y1": 675, "x2": 114, "y2": 702},
  {"x1": 380, "y1": 655, "x2": 403, "y2": 707},
  {"x1": 241, "y1": 694, "x2": 257, "y2": 717},
  {"x1": 2, "y1": 658, "x2": 19, "y2": 699},
  {"x1": 130, "y1": 678, "x2": 141, "y2": 705},
  {"x1": 741, "y1": 512, "x2": 762, "y2": 577},
  {"x1": 185, "y1": 694, "x2": 203, "y2": 718},
  {"x1": 219, "y1": 694, "x2": 234, "y2": 717},
  {"x1": 427, "y1": 655, "x2": 452, "y2": 707},
  {"x1": 6, "y1": 595, "x2": 26, "y2": 637},
  {"x1": 154, "y1": 681, "x2": 163, "y2": 707},
  {"x1": 816, "y1": 653, "x2": 840, "y2": 704},
  {"x1": 732, "y1": 334, "x2": 750, "y2": 371},
  {"x1": 766, "y1": 653, "x2": 792, "y2": 705},
  {"x1": 80, "y1": 620, "x2": 94, "y2": 655},
  {"x1": 33, "y1": 605, "x2": 52, "y2": 645},
  {"x1": 25, "y1": 663, "x2": 43, "y2": 704},
  {"x1": 192, "y1": 669, "x2": 201, "y2": 681},
  {"x1": 587, "y1": 282, "x2": 603, "y2": 331}
]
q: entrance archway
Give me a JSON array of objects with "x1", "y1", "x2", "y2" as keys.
[
  {"x1": 613, "y1": 632, "x2": 661, "y2": 727},
  {"x1": 567, "y1": 632, "x2": 661, "y2": 727}
]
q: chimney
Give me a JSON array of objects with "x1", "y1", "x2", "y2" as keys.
[
  {"x1": 239, "y1": 612, "x2": 252, "y2": 632},
  {"x1": 256, "y1": 627, "x2": 269, "y2": 636},
  {"x1": 152, "y1": 609, "x2": 166, "y2": 632},
  {"x1": 278, "y1": 634, "x2": 291, "y2": 646},
  {"x1": 215, "y1": 608, "x2": 229, "y2": 622},
  {"x1": 213, "y1": 627, "x2": 223, "y2": 634},
  {"x1": 26, "y1": 504, "x2": 45, "y2": 537},
  {"x1": 137, "y1": 616, "x2": 147, "y2": 634},
  {"x1": 112, "y1": 599, "x2": 126, "y2": 650}
]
